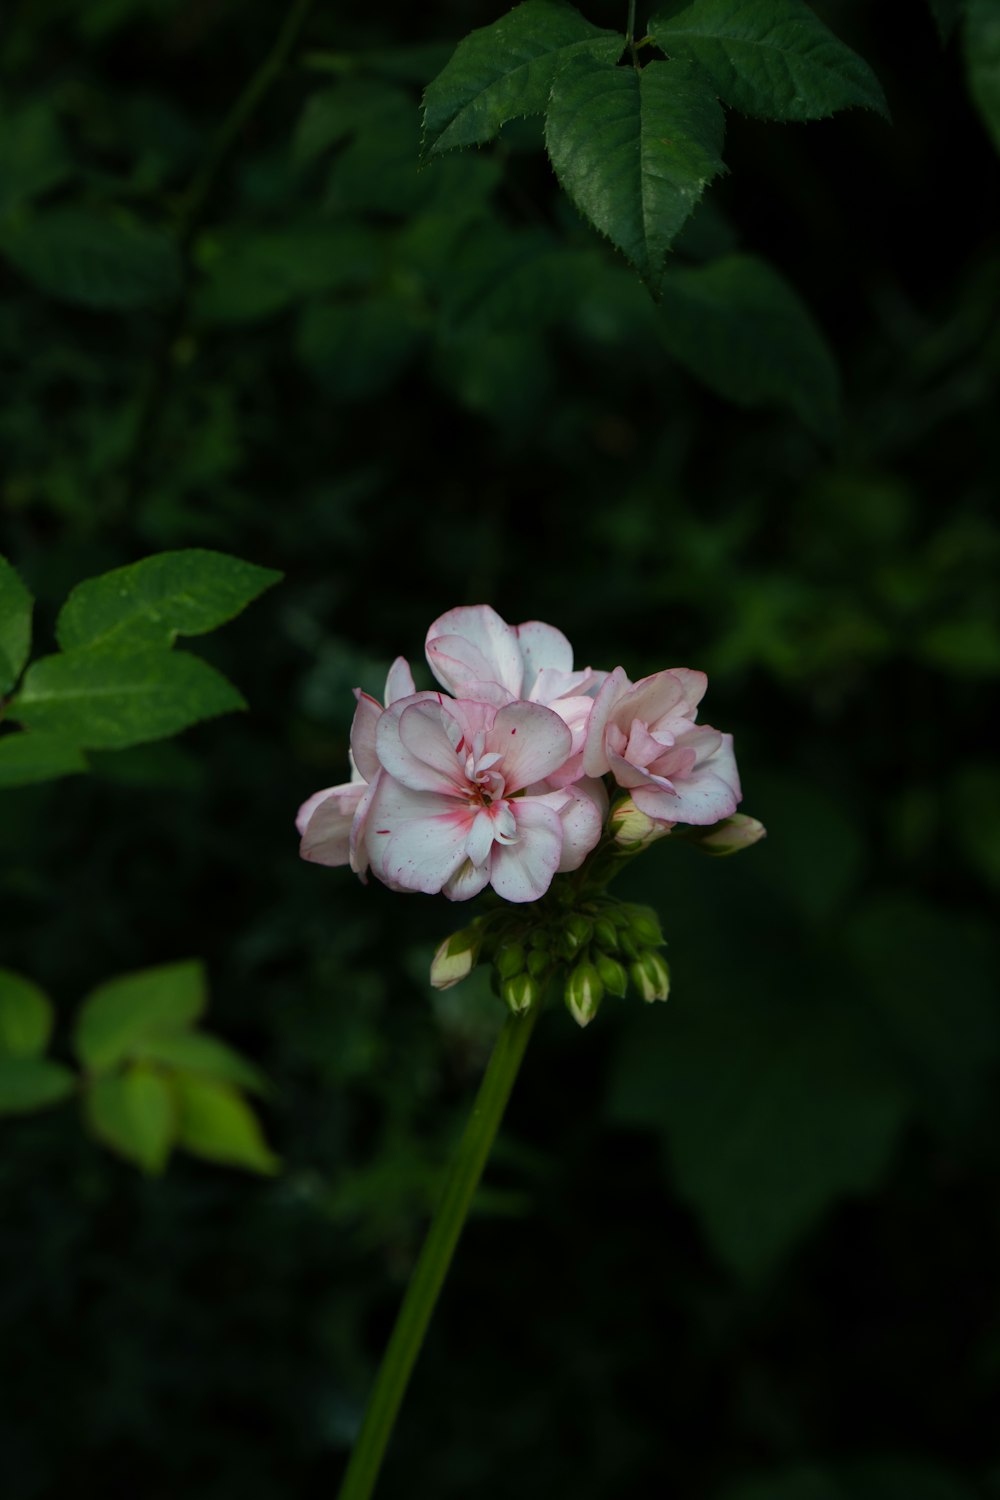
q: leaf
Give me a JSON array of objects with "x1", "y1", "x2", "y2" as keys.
[
  {"x1": 0, "y1": 969, "x2": 54, "y2": 1058},
  {"x1": 649, "y1": 0, "x2": 889, "y2": 121},
  {"x1": 8, "y1": 645, "x2": 246, "y2": 750},
  {"x1": 0, "y1": 208, "x2": 181, "y2": 310},
  {"x1": 544, "y1": 56, "x2": 726, "y2": 289},
  {"x1": 194, "y1": 225, "x2": 379, "y2": 324},
  {"x1": 964, "y1": 0, "x2": 1000, "y2": 156},
  {"x1": 656, "y1": 254, "x2": 840, "y2": 434},
  {"x1": 85, "y1": 1066, "x2": 176, "y2": 1172},
  {"x1": 0, "y1": 553, "x2": 33, "y2": 695},
  {"x1": 173, "y1": 1075, "x2": 279, "y2": 1174},
  {"x1": 56, "y1": 549, "x2": 282, "y2": 653},
  {"x1": 296, "y1": 296, "x2": 421, "y2": 398},
  {"x1": 0, "y1": 1057, "x2": 76, "y2": 1116},
  {"x1": 926, "y1": 0, "x2": 961, "y2": 44},
  {"x1": 131, "y1": 1031, "x2": 270, "y2": 1096},
  {"x1": 422, "y1": 0, "x2": 624, "y2": 155},
  {"x1": 0, "y1": 102, "x2": 70, "y2": 218},
  {"x1": 75, "y1": 961, "x2": 207, "y2": 1073},
  {"x1": 0, "y1": 732, "x2": 89, "y2": 788}
]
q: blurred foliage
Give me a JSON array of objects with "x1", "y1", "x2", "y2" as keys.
[{"x1": 1, "y1": 0, "x2": 999, "y2": 1498}]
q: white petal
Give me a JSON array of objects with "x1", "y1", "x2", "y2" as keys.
[
  {"x1": 515, "y1": 620, "x2": 574, "y2": 694},
  {"x1": 366, "y1": 775, "x2": 471, "y2": 893},
  {"x1": 529, "y1": 785, "x2": 604, "y2": 872},
  {"x1": 488, "y1": 702, "x2": 572, "y2": 793},
  {"x1": 489, "y1": 800, "x2": 563, "y2": 902},
  {"x1": 581, "y1": 666, "x2": 631, "y2": 776},
  {"x1": 425, "y1": 605, "x2": 523, "y2": 697},
  {"x1": 384, "y1": 656, "x2": 416, "y2": 705},
  {"x1": 350, "y1": 691, "x2": 383, "y2": 782},
  {"x1": 376, "y1": 699, "x2": 465, "y2": 794},
  {"x1": 443, "y1": 859, "x2": 492, "y2": 902},
  {"x1": 299, "y1": 783, "x2": 366, "y2": 865}
]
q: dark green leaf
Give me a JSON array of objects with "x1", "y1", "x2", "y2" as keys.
[
  {"x1": 657, "y1": 254, "x2": 840, "y2": 434},
  {"x1": 965, "y1": 0, "x2": 1000, "y2": 154},
  {"x1": 422, "y1": 0, "x2": 624, "y2": 155},
  {"x1": 0, "y1": 553, "x2": 33, "y2": 695},
  {"x1": 0, "y1": 1057, "x2": 76, "y2": 1116},
  {"x1": 544, "y1": 56, "x2": 726, "y2": 288},
  {"x1": 296, "y1": 296, "x2": 421, "y2": 398},
  {"x1": 75, "y1": 961, "x2": 207, "y2": 1073},
  {"x1": 0, "y1": 731, "x2": 89, "y2": 788},
  {"x1": 193, "y1": 225, "x2": 380, "y2": 324},
  {"x1": 8, "y1": 645, "x2": 246, "y2": 750},
  {"x1": 85, "y1": 1066, "x2": 176, "y2": 1172},
  {"x1": 0, "y1": 968, "x2": 54, "y2": 1058},
  {"x1": 0, "y1": 208, "x2": 181, "y2": 309},
  {"x1": 650, "y1": 0, "x2": 889, "y2": 121},
  {"x1": 56, "y1": 549, "x2": 282, "y2": 653},
  {"x1": 174, "y1": 1075, "x2": 279, "y2": 1174},
  {"x1": 131, "y1": 1030, "x2": 270, "y2": 1096},
  {"x1": 926, "y1": 0, "x2": 961, "y2": 43},
  {"x1": 0, "y1": 102, "x2": 70, "y2": 218}
]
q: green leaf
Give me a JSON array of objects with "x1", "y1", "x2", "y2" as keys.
[
  {"x1": 926, "y1": 0, "x2": 961, "y2": 43},
  {"x1": 544, "y1": 56, "x2": 726, "y2": 289},
  {"x1": 0, "y1": 968, "x2": 54, "y2": 1058},
  {"x1": 0, "y1": 731, "x2": 89, "y2": 788},
  {"x1": 296, "y1": 296, "x2": 421, "y2": 398},
  {"x1": 56, "y1": 549, "x2": 282, "y2": 653},
  {"x1": 0, "y1": 208, "x2": 181, "y2": 310},
  {"x1": 0, "y1": 1056, "x2": 76, "y2": 1116},
  {"x1": 85, "y1": 1066, "x2": 176, "y2": 1172},
  {"x1": 131, "y1": 1030, "x2": 270, "y2": 1096},
  {"x1": 649, "y1": 0, "x2": 889, "y2": 121},
  {"x1": 75, "y1": 961, "x2": 207, "y2": 1073},
  {"x1": 173, "y1": 1075, "x2": 279, "y2": 1174},
  {"x1": 8, "y1": 645, "x2": 246, "y2": 750},
  {"x1": 0, "y1": 553, "x2": 33, "y2": 695},
  {"x1": 964, "y1": 0, "x2": 1000, "y2": 155},
  {"x1": 656, "y1": 254, "x2": 840, "y2": 435},
  {"x1": 422, "y1": 0, "x2": 624, "y2": 155},
  {"x1": 194, "y1": 225, "x2": 379, "y2": 324},
  {"x1": 0, "y1": 102, "x2": 70, "y2": 218}
]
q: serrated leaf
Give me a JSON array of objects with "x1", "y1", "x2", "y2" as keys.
[
  {"x1": 423, "y1": 0, "x2": 624, "y2": 155},
  {"x1": 8, "y1": 645, "x2": 245, "y2": 750},
  {"x1": 544, "y1": 56, "x2": 726, "y2": 288},
  {"x1": 173, "y1": 1075, "x2": 279, "y2": 1175},
  {"x1": 0, "y1": 732, "x2": 90, "y2": 788},
  {"x1": 85, "y1": 1066, "x2": 176, "y2": 1172},
  {"x1": 0, "y1": 1057, "x2": 76, "y2": 1116},
  {"x1": 0, "y1": 208, "x2": 181, "y2": 309},
  {"x1": 656, "y1": 253, "x2": 840, "y2": 434},
  {"x1": 56, "y1": 549, "x2": 282, "y2": 653},
  {"x1": 131, "y1": 1031, "x2": 270, "y2": 1096},
  {"x1": 650, "y1": 0, "x2": 889, "y2": 121},
  {"x1": 0, "y1": 969, "x2": 54, "y2": 1058},
  {"x1": 75, "y1": 961, "x2": 207, "y2": 1073},
  {"x1": 964, "y1": 0, "x2": 1000, "y2": 155},
  {"x1": 0, "y1": 553, "x2": 33, "y2": 695}
]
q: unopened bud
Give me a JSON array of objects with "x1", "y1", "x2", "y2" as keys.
[
  {"x1": 501, "y1": 973, "x2": 541, "y2": 1015},
  {"x1": 626, "y1": 904, "x2": 664, "y2": 947},
  {"x1": 495, "y1": 940, "x2": 526, "y2": 980},
  {"x1": 430, "y1": 925, "x2": 481, "y2": 990},
  {"x1": 691, "y1": 814, "x2": 767, "y2": 856},
  {"x1": 564, "y1": 962, "x2": 604, "y2": 1028},
  {"x1": 593, "y1": 916, "x2": 619, "y2": 952},
  {"x1": 566, "y1": 914, "x2": 593, "y2": 949},
  {"x1": 595, "y1": 952, "x2": 628, "y2": 999},
  {"x1": 609, "y1": 796, "x2": 674, "y2": 850},
  {"x1": 630, "y1": 950, "x2": 671, "y2": 1003},
  {"x1": 526, "y1": 949, "x2": 550, "y2": 979}
]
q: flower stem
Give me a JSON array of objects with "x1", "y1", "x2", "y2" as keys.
[
  {"x1": 626, "y1": 0, "x2": 639, "y2": 63},
  {"x1": 336, "y1": 1003, "x2": 542, "y2": 1500}
]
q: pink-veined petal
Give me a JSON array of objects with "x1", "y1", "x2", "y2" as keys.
[
  {"x1": 529, "y1": 784, "x2": 604, "y2": 871},
  {"x1": 443, "y1": 859, "x2": 492, "y2": 902},
  {"x1": 425, "y1": 605, "x2": 523, "y2": 697},
  {"x1": 349, "y1": 691, "x2": 382, "y2": 782},
  {"x1": 632, "y1": 771, "x2": 739, "y2": 826},
  {"x1": 582, "y1": 666, "x2": 631, "y2": 776},
  {"x1": 465, "y1": 808, "x2": 496, "y2": 867},
  {"x1": 376, "y1": 699, "x2": 466, "y2": 794},
  {"x1": 366, "y1": 775, "x2": 472, "y2": 893},
  {"x1": 349, "y1": 774, "x2": 381, "y2": 877},
  {"x1": 515, "y1": 620, "x2": 574, "y2": 694},
  {"x1": 296, "y1": 784, "x2": 342, "y2": 836},
  {"x1": 299, "y1": 782, "x2": 366, "y2": 865},
  {"x1": 488, "y1": 701, "x2": 573, "y2": 793},
  {"x1": 489, "y1": 799, "x2": 563, "y2": 902},
  {"x1": 384, "y1": 656, "x2": 416, "y2": 705}
]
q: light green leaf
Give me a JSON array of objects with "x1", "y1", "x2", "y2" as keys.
[
  {"x1": 0, "y1": 731, "x2": 89, "y2": 788},
  {"x1": 8, "y1": 645, "x2": 246, "y2": 750},
  {"x1": 0, "y1": 208, "x2": 181, "y2": 309},
  {"x1": 650, "y1": 0, "x2": 889, "y2": 121},
  {"x1": 85, "y1": 1066, "x2": 176, "y2": 1172},
  {"x1": 964, "y1": 0, "x2": 1000, "y2": 154},
  {"x1": 0, "y1": 553, "x2": 33, "y2": 695},
  {"x1": 657, "y1": 254, "x2": 840, "y2": 435},
  {"x1": 422, "y1": 0, "x2": 624, "y2": 155},
  {"x1": 544, "y1": 56, "x2": 726, "y2": 288},
  {"x1": 174, "y1": 1075, "x2": 279, "y2": 1174},
  {"x1": 0, "y1": 968, "x2": 54, "y2": 1058},
  {"x1": 56, "y1": 549, "x2": 282, "y2": 653},
  {"x1": 131, "y1": 1030, "x2": 270, "y2": 1096},
  {"x1": 0, "y1": 1057, "x2": 76, "y2": 1116},
  {"x1": 75, "y1": 961, "x2": 207, "y2": 1073}
]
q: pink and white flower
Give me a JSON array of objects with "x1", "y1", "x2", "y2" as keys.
[
  {"x1": 583, "y1": 667, "x2": 741, "y2": 827},
  {"x1": 366, "y1": 696, "x2": 602, "y2": 902}
]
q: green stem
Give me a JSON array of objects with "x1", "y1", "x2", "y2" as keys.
[
  {"x1": 626, "y1": 0, "x2": 639, "y2": 63},
  {"x1": 337, "y1": 1003, "x2": 542, "y2": 1500}
]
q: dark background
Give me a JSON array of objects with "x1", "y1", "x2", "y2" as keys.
[{"x1": 1, "y1": 1, "x2": 999, "y2": 1496}]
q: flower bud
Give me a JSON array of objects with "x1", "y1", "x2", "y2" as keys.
[
  {"x1": 691, "y1": 814, "x2": 767, "y2": 856},
  {"x1": 501, "y1": 973, "x2": 541, "y2": 1015},
  {"x1": 626, "y1": 904, "x2": 664, "y2": 947},
  {"x1": 526, "y1": 950, "x2": 550, "y2": 980},
  {"x1": 429, "y1": 924, "x2": 482, "y2": 990},
  {"x1": 566, "y1": 914, "x2": 593, "y2": 949},
  {"x1": 609, "y1": 796, "x2": 674, "y2": 850},
  {"x1": 495, "y1": 940, "x2": 526, "y2": 981},
  {"x1": 629, "y1": 950, "x2": 671, "y2": 1003},
  {"x1": 594, "y1": 951, "x2": 628, "y2": 999},
  {"x1": 593, "y1": 916, "x2": 619, "y2": 952},
  {"x1": 564, "y1": 962, "x2": 604, "y2": 1028}
]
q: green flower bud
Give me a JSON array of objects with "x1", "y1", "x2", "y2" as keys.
[
  {"x1": 618, "y1": 931, "x2": 640, "y2": 962},
  {"x1": 501, "y1": 973, "x2": 541, "y2": 1015},
  {"x1": 691, "y1": 813, "x2": 767, "y2": 856},
  {"x1": 630, "y1": 950, "x2": 671, "y2": 1003},
  {"x1": 429, "y1": 924, "x2": 482, "y2": 990},
  {"x1": 495, "y1": 940, "x2": 526, "y2": 981},
  {"x1": 564, "y1": 962, "x2": 604, "y2": 1028},
  {"x1": 609, "y1": 795, "x2": 674, "y2": 850},
  {"x1": 627, "y1": 904, "x2": 664, "y2": 948},
  {"x1": 593, "y1": 916, "x2": 619, "y2": 952},
  {"x1": 566, "y1": 914, "x2": 593, "y2": 949},
  {"x1": 529, "y1": 928, "x2": 551, "y2": 952},
  {"x1": 594, "y1": 951, "x2": 628, "y2": 999},
  {"x1": 526, "y1": 950, "x2": 550, "y2": 979}
]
